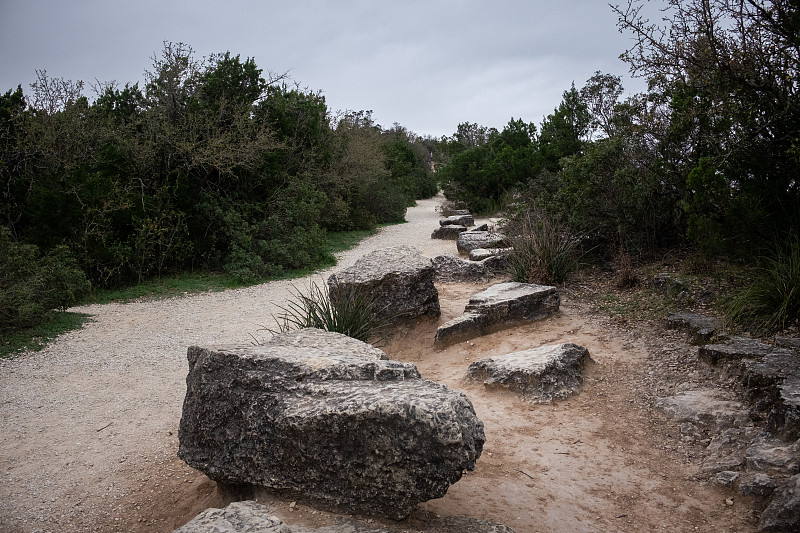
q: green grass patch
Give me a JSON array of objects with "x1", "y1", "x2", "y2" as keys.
[
  {"x1": 82, "y1": 227, "x2": 382, "y2": 305},
  {"x1": 1, "y1": 312, "x2": 91, "y2": 358}
]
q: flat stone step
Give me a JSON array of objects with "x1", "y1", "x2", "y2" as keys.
[
  {"x1": 434, "y1": 282, "x2": 559, "y2": 348},
  {"x1": 467, "y1": 343, "x2": 591, "y2": 403}
]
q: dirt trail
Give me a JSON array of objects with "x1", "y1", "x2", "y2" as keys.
[{"x1": 0, "y1": 197, "x2": 757, "y2": 532}]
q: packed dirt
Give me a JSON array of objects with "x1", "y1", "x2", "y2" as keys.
[{"x1": 0, "y1": 196, "x2": 761, "y2": 532}]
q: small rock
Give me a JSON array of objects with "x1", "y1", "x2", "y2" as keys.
[
  {"x1": 738, "y1": 472, "x2": 777, "y2": 498},
  {"x1": 713, "y1": 471, "x2": 740, "y2": 487}
]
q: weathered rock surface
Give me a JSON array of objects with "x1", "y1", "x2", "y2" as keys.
[
  {"x1": 665, "y1": 311, "x2": 722, "y2": 345},
  {"x1": 740, "y1": 353, "x2": 800, "y2": 439},
  {"x1": 655, "y1": 389, "x2": 752, "y2": 432},
  {"x1": 431, "y1": 224, "x2": 467, "y2": 240},
  {"x1": 434, "y1": 282, "x2": 559, "y2": 348},
  {"x1": 469, "y1": 247, "x2": 513, "y2": 261},
  {"x1": 178, "y1": 329, "x2": 484, "y2": 520},
  {"x1": 744, "y1": 435, "x2": 800, "y2": 476},
  {"x1": 480, "y1": 253, "x2": 510, "y2": 274},
  {"x1": 467, "y1": 343, "x2": 591, "y2": 402},
  {"x1": 758, "y1": 474, "x2": 800, "y2": 532},
  {"x1": 175, "y1": 501, "x2": 517, "y2": 533},
  {"x1": 433, "y1": 254, "x2": 487, "y2": 283},
  {"x1": 699, "y1": 337, "x2": 776, "y2": 365},
  {"x1": 440, "y1": 214, "x2": 475, "y2": 227},
  {"x1": 738, "y1": 472, "x2": 778, "y2": 498},
  {"x1": 327, "y1": 246, "x2": 440, "y2": 323},
  {"x1": 700, "y1": 337, "x2": 800, "y2": 439},
  {"x1": 456, "y1": 231, "x2": 510, "y2": 255}
]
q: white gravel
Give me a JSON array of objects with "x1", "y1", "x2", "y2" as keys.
[{"x1": 0, "y1": 196, "x2": 457, "y2": 533}]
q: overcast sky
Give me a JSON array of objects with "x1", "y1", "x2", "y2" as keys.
[{"x1": 0, "y1": 0, "x2": 648, "y2": 138}]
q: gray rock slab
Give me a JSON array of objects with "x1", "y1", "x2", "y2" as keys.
[
  {"x1": 467, "y1": 343, "x2": 591, "y2": 403},
  {"x1": 738, "y1": 472, "x2": 778, "y2": 498},
  {"x1": 431, "y1": 224, "x2": 467, "y2": 240},
  {"x1": 665, "y1": 312, "x2": 722, "y2": 345},
  {"x1": 327, "y1": 246, "x2": 440, "y2": 323},
  {"x1": 178, "y1": 329, "x2": 484, "y2": 520},
  {"x1": 434, "y1": 282, "x2": 560, "y2": 348},
  {"x1": 469, "y1": 248, "x2": 512, "y2": 261},
  {"x1": 456, "y1": 231, "x2": 510, "y2": 255},
  {"x1": 175, "y1": 501, "x2": 517, "y2": 533},
  {"x1": 758, "y1": 473, "x2": 800, "y2": 532},
  {"x1": 742, "y1": 352, "x2": 800, "y2": 439},
  {"x1": 699, "y1": 337, "x2": 776, "y2": 365},
  {"x1": 440, "y1": 214, "x2": 475, "y2": 227},
  {"x1": 744, "y1": 435, "x2": 800, "y2": 476},
  {"x1": 655, "y1": 389, "x2": 752, "y2": 432},
  {"x1": 433, "y1": 254, "x2": 487, "y2": 283}
]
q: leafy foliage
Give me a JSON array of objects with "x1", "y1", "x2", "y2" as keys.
[{"x1": 0, "y1": 226, "x2": 90, "y2": 333}]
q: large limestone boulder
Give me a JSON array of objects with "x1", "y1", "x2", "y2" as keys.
[
  {"x1": 456, "y1": 231, "x2": 510, "y2": 255},
  {"x1": 175, "y1": 500, "x2": 517, "y2": 533},
  {"x1": 327, "y1": 246, "x2": 440, "y2": 323},
  {"x1": 433, "y1": 254, "x2": 487, "y2": 283},
  {"x1": 178, "y1": 329, "x2": 484, "y2": 520},
  {"x1": 434, "y1": 282, "x2": 560, "y2": 348},
  {"x1": 440, "y1": 214, "x2": 475, "y2": 227},
  {"x1": 431, "y1": 224, "x2": 467, "y2": 240},
  {"x1": 467, "y1": 343, "x2": 591, "y2": 402}
]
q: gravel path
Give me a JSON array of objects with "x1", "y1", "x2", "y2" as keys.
[{"x1": 0, "y1": 196, "x2": 455, "y2": 533}]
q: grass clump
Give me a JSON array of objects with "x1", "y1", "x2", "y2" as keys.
[
  {"x1": 507, "y1": 208, "x2": 581, "y2": 285},
  {"x1": 1, "y1": 312, "x2": 91, "y2": 359},
  {"x1": 725, "y1": 235, "x2": 800, "y2": 335},
  {"x1": 269, "y1": 281, "x2": 389, "y2": 343}
]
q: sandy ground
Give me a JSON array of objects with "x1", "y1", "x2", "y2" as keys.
[{"x1": 0, "y1": 196, "x2": 760, "y2": 532}]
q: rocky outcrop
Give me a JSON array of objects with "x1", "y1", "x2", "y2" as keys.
[
  {"x1": 759, "y1": 474, "x2": 800, "y2": 532},
  {"x1": 434, "y1": 282, "x2": 559, "y2": 348},
  {"x1": 178, "y1": 329, "x2": 484, "y2": 520},
  {"x1": 431, "y1": 224, "x2": 467, "y2": 240},
  {"x1": 440, "y1": 214, "x2": 475, "y2": 227},
  {"x1": 456, "y1": 231, "x2": 510, "y2": 255},
  {"x1": 327, "y1": 246, "x2": 440, "y2": 323},
  {"x1": 175, "y1": 500, "x2": 517, "y2": 533},
  {"x1": 699, "y1": 338, "x2": 800, "y2": 439},
  {"x1": 699, "y1": 337, "x2": 777, "y2": 365},
  {"x1": 467, "y1": 343, "x2": 591, "y2": 402},
  {"x1": 433, "y1": 254, "x2": 487, "y2": 283},
  {"x1": 665, "y1": 311, "x2": 722, "y2": 345}
]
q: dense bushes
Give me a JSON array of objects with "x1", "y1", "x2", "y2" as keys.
[
  {"x1": 0, "y1": 43, "x2": 436, "y2": 295},
  {"x1": 0, "y1": 227, "x2": 90, "y2": 333},
  {"x1": 435, "y1": 1, "x2": 799, "y2": 332}
]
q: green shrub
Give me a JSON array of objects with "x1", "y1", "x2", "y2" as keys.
[
  {"x1": 506, "y1": 208, "x2": 581, "y2": 285},
  {"x1": 0, "y1": 227, "x2": 91, "y2": 333},
  {"x1": 269, "y1": 280, "x2": 389, "y2": 343},
  {"x1": 725, "y1": 235, "x2": 800, "y2": 334}
]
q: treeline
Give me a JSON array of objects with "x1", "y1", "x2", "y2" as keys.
[
  {"x1": 438, "y1": 0, "x2": 800, "y2": 262},
  {"x1": 0, "y1": 42, "x2": 436, "y2": 332}
]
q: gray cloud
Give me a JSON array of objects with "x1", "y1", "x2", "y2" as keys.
[{"x1": 0, "y1": 0, "x2": 647, "y2": 137}]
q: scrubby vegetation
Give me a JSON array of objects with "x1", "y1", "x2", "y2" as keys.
[
  {"x1": 435, "y1": 0, "x2": 800, "y2": 334},
  {"x1": 268, "y1": 281, "x2": 390, "y2": 343},
  {"x1": 0, "y1": 43, "x2": 436, "y2": 342}
]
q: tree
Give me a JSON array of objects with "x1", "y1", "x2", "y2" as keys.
[
  {"x1": 538, "y1": 83, "x2": 591, "y2": 172},
  {"x1": 614, "y1": 0, "x2": 800, "y2": 252}
]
